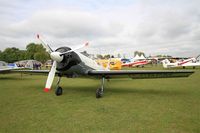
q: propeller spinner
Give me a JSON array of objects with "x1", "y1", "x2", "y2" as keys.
[{"x1": 50, "y1": 52, "x2": 64, "y2": 62}]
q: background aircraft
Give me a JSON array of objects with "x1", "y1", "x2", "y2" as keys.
[
  {"x1": 96, "y1": 58, "x2": 122, "y2": 70},
  {"x1": 162, "y1": 55, "x2": 200, "y2": 69},
  {"x1": 121, "y1": 59, "x2": 149, "y2": 67},
  {"x1": 121, "y1": 54, "x2": 150, "y2": 67},
  {"x1": 0, "y1": 35, "x2": 194, "y2": 98}
]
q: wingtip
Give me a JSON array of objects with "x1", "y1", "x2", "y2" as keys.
[{"x1": 44, "y1": 88, "x2": 50, "y2": 92}]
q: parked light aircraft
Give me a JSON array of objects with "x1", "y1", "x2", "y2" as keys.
[
  {"x1": 122, "y1": 59, "x2": 149, "y2": 67},
  {"x1": 121, "y1": 54, "x2": 150, "y2": 67},
  {"x1": 96, "y1": 58, "x2": 122, "y2": 70},
  {"x1": 162, "y1": 56, "x2": 200, "y2": 69},
  {"x1": 0, "y1": 35, "x2": 195, "y2": 98}
]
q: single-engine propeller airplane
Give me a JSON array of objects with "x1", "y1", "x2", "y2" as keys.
[
  {"x1": 162, "y1": 56, "x2": 200, "y2": 69},
  {"x1": 122, "y1": 59, "x2": 149, "y2": 67},
  {"x1": 0, "y1": 35, "x2": 195, "y2": 98}
]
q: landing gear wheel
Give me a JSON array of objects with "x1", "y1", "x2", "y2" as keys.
[
  {"x1": 55, "y1": 86, "x2": 63, "y2": 96},
  {"x1": 96, "y1": 88, "x2": 103, "y2": 98}
]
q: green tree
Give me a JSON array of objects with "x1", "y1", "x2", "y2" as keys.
[
  {"x1": 134, "y1": 51, "x2": 146, "y2": 57},
  {"x1": 26, "y1": 43, "x2": 44, "y2": 59},
  {"x1": 18, "y1": 50, "x2": 27, "y2": 61},
  {"x1": 34, "y1": 52, "x2": 49, "y2": 63},
  {"x1": 1, "y1": 47, "x2": 21, "y2": 63},
  {"x1": 26, "y1": 43, "x2": 49, "y2": 62},
  {"x1": 0, "y1": 50, "x2": 2, "y2": 61},
  {"x1": 0, "y1": 43, "x2": 49, "y2": 63},
  {"x1": 104, "y1": 54, "x2": 111, "y2": 59},
  {"x1": 97, "y1": 54, "x2": 103, "y2": 59}
]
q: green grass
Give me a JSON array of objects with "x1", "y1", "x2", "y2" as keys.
[{"x1": 0, "y1": 67, "x2": 200, "y2": 133}]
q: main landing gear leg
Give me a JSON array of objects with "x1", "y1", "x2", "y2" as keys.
[
  {"x1": 55, "y1": 76, "x2": 63, "y2": 96},
  {"x1": 96, "y1": 77, "x2": 105, "y2": 98}
]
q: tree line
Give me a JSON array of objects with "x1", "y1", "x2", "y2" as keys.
[
  {"x1": 0, "y1": 43, "x2": 149, "y2": 63},
  {"x1": 0, "y1": 43, "x2": 50, "y2": 63}
]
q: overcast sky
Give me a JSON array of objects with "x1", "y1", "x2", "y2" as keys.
[{"x1": 0, "y1": 0, "x2": 200, "y2": 57}]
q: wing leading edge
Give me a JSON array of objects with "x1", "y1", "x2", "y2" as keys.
[
  {"x1": 0, "y1": 69, "x2": 50, "y2": 74},
  {"x1": 0, "y1": 68, "x2": 17, "y2": 73},
  {"x1": 87, "y1": 70, "x2": 194, "y2": 79}
]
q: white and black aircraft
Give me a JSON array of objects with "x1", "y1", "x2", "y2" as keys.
[{"x1": 0, "y1": 35, "x2": 194, "y2": 98}]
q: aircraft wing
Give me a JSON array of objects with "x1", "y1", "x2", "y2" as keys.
[
  {"x1": 0, "y1": 68, "x2": 50, "y2": 74},
  {"x1": 0, "y1": 67, "x2": 24, "y2": 73},
  {"x1": 182, "y1": 63, "x2": 200, "y2": 67},
  {"x1": 87, "y1": 70, "x2": 194, "y2": 79},
  {"x1": 12, "y1": 69, "x2": 50, "y2": 74},
  {"x1": 0, "y1": 68, "x2": 18, "y2": 73}
]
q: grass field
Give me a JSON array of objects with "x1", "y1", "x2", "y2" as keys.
[{"x1": 0, "y1": 66, "x2": 200, "y2": 133}]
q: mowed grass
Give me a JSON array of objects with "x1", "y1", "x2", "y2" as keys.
[{"x1": 0, "y1": 67, "x2": 200, "y2": 133}]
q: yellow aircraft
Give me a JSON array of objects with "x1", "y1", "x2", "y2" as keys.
[{"x1": 96, "y1": 58, "x2": 122, "y2": 70}]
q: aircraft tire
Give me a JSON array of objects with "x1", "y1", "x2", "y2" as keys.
[{"x1": 55, "y1": 86, "x2": 63, "y2": 96}]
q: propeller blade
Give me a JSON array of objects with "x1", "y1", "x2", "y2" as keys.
[
  {"x1": 60, "y1": 42, "x2": 89, "y2": 55},
  {"x1": 37, "y1": 34, "x2": 53, "y2": 53},
  {"x1": 44, "y1": 61, "x2": 57, "y2": 92}
]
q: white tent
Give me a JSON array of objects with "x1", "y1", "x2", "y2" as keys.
[
  {"x1": 140, "y1": 54, "x2": 146, "y2": 60},
  {"x1": 133, "y1": 54, "x2": 146, "y2": 60},
  {"x1": 134, "y1": 54, "x2": 141, "y2": 60}
]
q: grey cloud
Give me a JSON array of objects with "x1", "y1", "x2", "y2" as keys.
[
  {"x1": 1, "y1": 10, "x2": 122, "y2": 39},
  {"x1": 0, "y1": 0, "x2": 200, "y2": 57}
]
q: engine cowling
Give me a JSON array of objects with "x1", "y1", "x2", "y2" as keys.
[{"x1": 55, "y1": 47, "x2": 81, "y2": 71}]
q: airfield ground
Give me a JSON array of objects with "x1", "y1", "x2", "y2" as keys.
[{"x1": 0, "y1": 66, "x2": 199, "y2": 133}]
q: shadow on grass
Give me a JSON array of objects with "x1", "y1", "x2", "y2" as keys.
[
  {"x1": 0, "y1": 77, "x2": 30, "y2": 80},
  {"x1": 107, "y1": 88, "x2": 187, "y2": 96},
  {"x1": 63, "y1": 85, "x2": 187, "y2": 96}
]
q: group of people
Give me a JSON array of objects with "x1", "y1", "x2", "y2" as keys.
[
  {"x1": 16, "y1": 61, "x2": 42, "y2": 70},
  {"x1": 32, "y1": 63, "x2": 42, "y2": 70}
]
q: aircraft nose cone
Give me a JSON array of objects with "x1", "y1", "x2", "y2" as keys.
[{"x1": 50, "y1": 52, "x2": 64, "y2": 62}]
